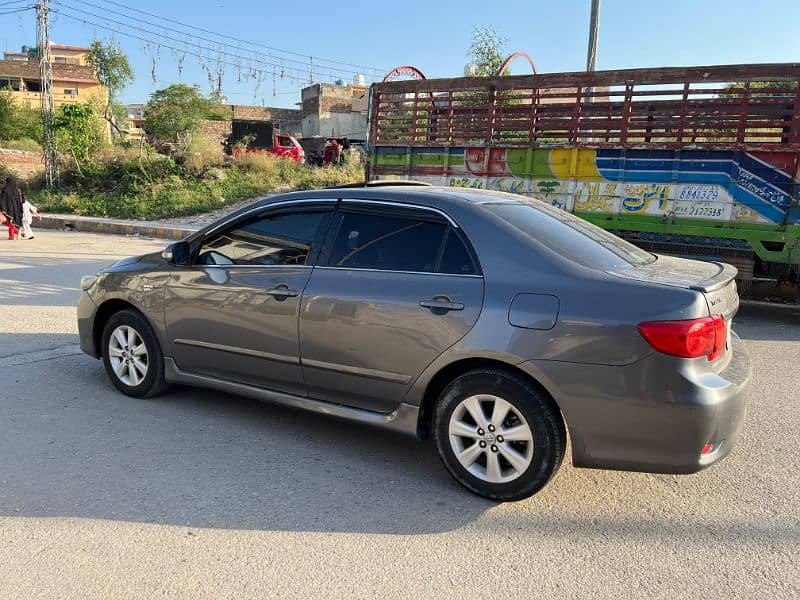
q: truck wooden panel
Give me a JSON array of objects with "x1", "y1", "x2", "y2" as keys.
[{"x1": 367, "y1": 64, "x2": 800, "y2": 281}]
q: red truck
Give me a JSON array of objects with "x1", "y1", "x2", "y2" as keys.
[{"x1": 227, "y1": 119, "x2": 305, "y2": 162}]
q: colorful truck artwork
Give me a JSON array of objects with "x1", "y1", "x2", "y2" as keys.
[{"x1": 367, "y1": 63, "x2": 800, "y2": 287}]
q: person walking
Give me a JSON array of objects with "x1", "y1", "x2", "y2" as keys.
[
  {"x1": 0, "y1": 176, "x2": 24, "y2": 240},
  {"x1": 20, "y1": 195, "x2": 38, "y2": 240}
]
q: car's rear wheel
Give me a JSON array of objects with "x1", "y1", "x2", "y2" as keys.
[
  {"x1": 432, "y1": 368, "x2": 565, "y2": 501},
  {"x1": 101, "y1": 309, "x2": 167, "y2": 398}
]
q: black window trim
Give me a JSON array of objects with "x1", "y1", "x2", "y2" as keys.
[
  {"x1": 190, "y1": 199, "x2": 337, "y2": 268},
  {"x1": 339, "y1": 198, "x2": 459, "y2": 228},
  {"x1": 316, "y1": 199, "x2": 483, "y2": 277}
]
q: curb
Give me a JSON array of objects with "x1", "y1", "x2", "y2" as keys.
[{"x1": 37, "y1": 214, "x2": 196, "y2": 240}]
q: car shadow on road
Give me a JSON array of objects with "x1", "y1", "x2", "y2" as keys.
[
  {"x1": 2, "y1": 342, "x2": 798, "y2": 543},
  {"x1": 0, "y1": 353, "x2": 494, "y2": 534}
]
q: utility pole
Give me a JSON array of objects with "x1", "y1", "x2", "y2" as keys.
[
  {"x1": 584, "y1": 0, "x2": 601, "y2": 106},
  {"x1": 36, "y1": 0, "x2": 58, "y2": 186},
  {"x1": 586, "y1": 0, "x2": 600, "y2": 72}
]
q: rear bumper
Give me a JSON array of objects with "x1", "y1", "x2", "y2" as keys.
[{"x1": 520, "y1": 332, "x2": 752, "y2": 474}]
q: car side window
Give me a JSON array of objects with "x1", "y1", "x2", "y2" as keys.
[
  {"x1": 439, "y1": 229, "x2": 477, "y2": 275},
  {"x1": 197, "y1": 210, "x2": 329, "y2": 266},
  {"x1": 327, "y1": 212, "x2": 447, "y2": 273}
]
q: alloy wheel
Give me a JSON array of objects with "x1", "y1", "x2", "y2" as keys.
[
  {"x1": 108, "y1": 325, "x2": 149, "y2": 387},
  {"x1": 448, "y1": 394, "x2": 534, "y2": 484}
]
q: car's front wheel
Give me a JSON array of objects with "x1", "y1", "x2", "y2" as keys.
[
  {"x1": 433, "y1": 368, "x2": 566, "y2": 501},
  {"x1": 101, "y1": 309, "x2": 168, "y2": 398}
]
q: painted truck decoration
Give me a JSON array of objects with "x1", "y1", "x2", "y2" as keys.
[{"x1": 367, "y1": 64, "x2": 800, "y2": 283}]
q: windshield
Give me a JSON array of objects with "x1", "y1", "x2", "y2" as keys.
[{"x1": 485, "y1": 200, "x2": 657, "y2": 270}]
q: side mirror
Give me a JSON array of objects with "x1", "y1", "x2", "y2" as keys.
[{"x1": 162, "y1": 241, "x2": 191, "y2": 266}]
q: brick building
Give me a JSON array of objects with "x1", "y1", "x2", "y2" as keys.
[
  {"x1": 197, "y1": 104, "x2": 303, "y2": 146},
  {"x1": 228, "y1": 104, "x2": 302, "y2": 137}
]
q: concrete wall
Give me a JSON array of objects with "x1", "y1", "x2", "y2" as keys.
[
  {"x1": 51, "y1": 47, "x2": 90, "y2": 66},
  {"x1": 301, "y1": 83, "x2": 369, "y2": 140},
  {"x1": 7, "y1": 82, "x2": 106, "y2": 109},
  {"x1": 0, "y1": 59, "x2": 106, "y2": 110}
]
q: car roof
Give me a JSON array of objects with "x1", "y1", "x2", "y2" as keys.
[{"x1": 253, "y1": 185, "x2": 530, "y2": 212}]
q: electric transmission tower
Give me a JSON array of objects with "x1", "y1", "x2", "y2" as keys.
[{"x1": 36, "y1": 0, "x2": 58, "y2": 186}]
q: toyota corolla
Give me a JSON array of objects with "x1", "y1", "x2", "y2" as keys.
[{"x1": 78, "y1": 185, "x2": 751, "y2": 501}]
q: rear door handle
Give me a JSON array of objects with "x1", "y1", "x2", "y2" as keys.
[
  {"x1": 420, "y1": 297, "x2": 464, "y2": 311},
  {"x1": 266, "y1": 284, "x2": 299, "y2": 298}
]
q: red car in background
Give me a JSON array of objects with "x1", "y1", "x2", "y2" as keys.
[
  {"x1": 231, "y1": 133, "x2": 305, "y2": 163},
  {"x1": 227, "y1": 119, "x2": 305, "y2": 163}
]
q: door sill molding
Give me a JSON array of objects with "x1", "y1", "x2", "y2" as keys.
[{"x1": 163, "y1": 357, "x2": 420, "y2": 437}]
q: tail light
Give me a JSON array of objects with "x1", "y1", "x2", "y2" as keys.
[{"x1": 638, "y1": 315, "x2": 726, "y2": 361}]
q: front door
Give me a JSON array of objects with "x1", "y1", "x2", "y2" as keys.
[
  {"x1": 165, "y1": 203, "x2": 333, "y2": 395},
  {"x1": 299, "y1": 203, "x2": 484, "y2": 412}
]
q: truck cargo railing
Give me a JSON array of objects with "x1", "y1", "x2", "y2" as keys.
[{"x1": 370, "y1": 63, "x2": 800, "y2": 151}]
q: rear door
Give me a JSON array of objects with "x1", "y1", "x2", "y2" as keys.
[
  {"x1": 165, "y1": 201, "x2": 334, "y2": 395},
  {"x1": 299, "y1": 200, "x2": 484, "y2": 412}
]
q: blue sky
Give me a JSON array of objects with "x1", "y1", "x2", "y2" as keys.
[{"x1": 1, "y1": 0, "x2": 798, "y2": 108}]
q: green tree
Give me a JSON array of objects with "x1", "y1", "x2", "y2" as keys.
[
  {"x1": 0, "y1": 90, "x2": 43, "y2": 142},
  {"x1": 207, "y1": 89, "x2": 231, "y2": 120},
  {"x1": 87, "y1": 39, "x2": 134, "y2": 132},
  {"x1": 143, "y1": 84, "x2": 215, "y2": 142},
  {"x1": 55, "y1": 103, "x2": 105, "y2": 170},
  {"x1": 712, "y1": 81, "x2": 800, "y2": 143},
  {"x1": 0, "y1": 91, "x2": 19, "y2": 141},
  {"x1": 720, "y1": 80, "x2": 798, "y2": 98},
  {"x1": 468, "y1": 25, "x2": 508, "y2": 77}
]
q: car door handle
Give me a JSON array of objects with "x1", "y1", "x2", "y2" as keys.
[
  {"x1": 420, "y1": 297, "x2": 464, "y2": 311},
  {"x1": 266, "y1": 285, "x2": 299, "y2": 298}
]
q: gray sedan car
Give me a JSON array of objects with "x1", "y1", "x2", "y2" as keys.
[{"x1": 77, "y1": 185, "x2": 751, "y2": 501}]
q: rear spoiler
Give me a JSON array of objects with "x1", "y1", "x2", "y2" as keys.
[{"x1": 688, "y1": 261, "x2": 738, "y2": 293}]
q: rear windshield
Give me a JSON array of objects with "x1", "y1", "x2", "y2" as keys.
[{"x1": 485, "y1": 201, "x2": 656, "y2": 270}]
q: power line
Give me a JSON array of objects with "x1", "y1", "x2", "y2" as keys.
[
  {"x1": 59, "y1": 0, "x2": 372, "y2": 78},
  {"x1": 64, "y1": 0, "x2": 384, "y2": 75},
  {"x1": 53, "y1": 2, "x2": 365, "y2": 83},
  {"x1": 0, "y1": 7, "x2": 34, "y2": 14},
  {"x1": 51, "y1": 7, "x2": 343, "y2": 92}
]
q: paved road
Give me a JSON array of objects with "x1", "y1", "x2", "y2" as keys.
[{"x1": 1, "y1": 231, "x2": 798, "y2": 599}]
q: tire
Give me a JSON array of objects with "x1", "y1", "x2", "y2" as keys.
[
  {"x1": 101, "y1": 309, "x2": 168, "y2": 398},
  {"x1": 432, "y1": 368, "x2": 566, "y2": 501}
]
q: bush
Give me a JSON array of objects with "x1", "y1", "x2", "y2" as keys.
[
  {"x1": 0, "y1": 163, "x2": 18, "y2": 180},
  {"x1": 55, "y1": 103, "x2": 106, "y2": 167},
  {"x1": 2, "y1": 138, "x2": 42, "y2": 153},
  {"x1": 179, "y1": 133, "x2": 223, "y2": 175},
  {"x1": 232, "y1": 152, "x2": 281, "y2": 175},
  {"x1": 31, "y1": 147, "x2": 365, "y2": 220}
]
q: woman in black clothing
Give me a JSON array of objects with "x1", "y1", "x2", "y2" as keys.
[{"x1": 0, "y1": 176, "x2": 24, "y2": 240}]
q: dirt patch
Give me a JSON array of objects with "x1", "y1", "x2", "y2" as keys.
[{"x1": 0, "y1": 148, "x2": 43, "y2": 180}]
